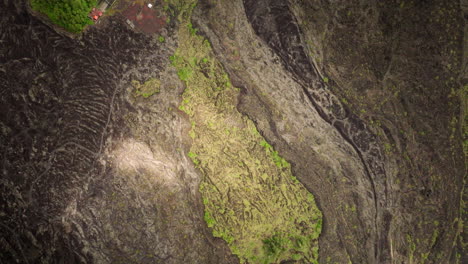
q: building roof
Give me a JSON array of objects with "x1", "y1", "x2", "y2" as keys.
[{"x1": 89, "y1": 8, "x2": 103, "y2": 21}]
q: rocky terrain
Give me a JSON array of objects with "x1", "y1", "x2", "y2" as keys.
[{"x1": 0, "y1": 0, "x2": 466, "y2": 263}]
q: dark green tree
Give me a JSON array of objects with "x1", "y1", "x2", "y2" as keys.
[{"x1": 30, "y1": 0, "x2": 98, "y2": 33}]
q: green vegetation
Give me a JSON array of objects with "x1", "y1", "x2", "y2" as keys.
[
  {"x1": 132, "y1": 78, "x2": 161, "y2": 98},
  {"x1": 30, "y1": 0, "x2": 97, "y2": 33},
  {"x1": 384, "y1": 143, "x2": 392, "y2": 153},
  {"x1": 170, "y1": 55, "x2": 194, "y2": 81},
  {"x1": 170, "y1": 1, "x2": 322, "y2": 263},
  {"x1": 158, "y1": 36, "x2": 165, "y2": 43},
  {"x1": 187, "y1": 22, "x2": 198, "y2": 35},
  {"x1": 260, "y1": 140, "x2": 290, "y2": 169},
  {"x1": 406, "y1": 234, "x2": 416, "y2": 264}
]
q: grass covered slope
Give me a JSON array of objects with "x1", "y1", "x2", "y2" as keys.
[
  {"x1": 171, "y1": 3, "x2": 323, "y2": 263},
  {"x1": 30, "y1": 0, "x2": 96, "y2": 33}
]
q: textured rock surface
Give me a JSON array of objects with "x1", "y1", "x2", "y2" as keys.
[
  {"x1": 0, "y1": 0, "x2": 466, "y2": 263},
  {"x1": 172, "y1": 10, "x2": 322, "y2": 262}
]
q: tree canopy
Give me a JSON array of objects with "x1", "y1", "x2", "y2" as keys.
[{"x1": 30, "y1": 0, "x2": 97, "y2": 33}]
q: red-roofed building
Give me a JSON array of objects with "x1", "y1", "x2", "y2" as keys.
[{"x1": 88, "y1": 8, "x2": 103, "y2": 21}]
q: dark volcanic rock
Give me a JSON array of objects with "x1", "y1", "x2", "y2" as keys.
[
  {"x1": 0, "y1": 0, "x2": 466, "y2": 263},
  {"x1": 194, "y1": 0, "x2": 466, "y2": 263},
  {"x1": 242, "y1": 1, "x2": 392, "y2": 261},
  {"x1": 0, "y1": 0, "x2": 236, "y2": 263}
]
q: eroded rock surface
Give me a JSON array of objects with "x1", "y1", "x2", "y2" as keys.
[
  {"x1": 1, "y1": 0, "x2": 466, "y2": 263},
  {"x1": 0, "y1": 1, "x2": 235, "y2": 263}
]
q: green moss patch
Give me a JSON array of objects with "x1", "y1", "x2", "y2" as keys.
[
  {"x1": 171, "y1": 2, "x2": 322, "y2": 263},
  {"x1": 132, "y1": 78, "x2": 161, "y2": 98}
]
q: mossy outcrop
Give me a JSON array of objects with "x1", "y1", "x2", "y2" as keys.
[{"x1": 170, "y1": 2, "x2": 322, "y2": 263}]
